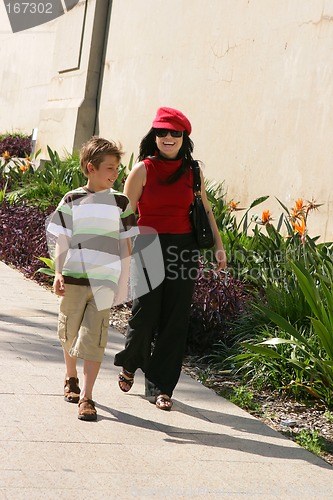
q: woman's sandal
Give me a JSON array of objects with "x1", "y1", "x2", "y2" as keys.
[
  {"x1": 118, "y1": 369, "x2": 134, "y2": 392},
  {"x1": 155, "y1": 394, "x2": 173, "y2": 411}
]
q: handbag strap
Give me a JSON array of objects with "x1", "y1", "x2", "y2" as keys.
[{"x1": 191, "y1": 160, "x2": 201, "y2": 195}]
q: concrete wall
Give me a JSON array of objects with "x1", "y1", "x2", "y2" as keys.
[
  {"x1": 0, "y1": 0, "x2": 332, "y2": 240},
  {"x1": 97, "y1": 0, "x2": 333, "y2": 241},
  {"x1": 38, "y1": 0, "x2": 110, "y2": 155},
  {"x1": 0, "y1": 4, "x2": 56, "y2": 135},
  {"x1": 0, "y1": 0, "x2": 108, "y2": 155}
]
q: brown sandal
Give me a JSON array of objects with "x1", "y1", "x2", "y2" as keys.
[
  {"x1": 78, "y1": 397, "x2": 97, "y2": 421},
  {"x1": 155, "y1": 394, "x2": 173, "y2": 411},
  {"x1": 64, "y1": 377, "x2": 80, "y2": 403},
  {"x1": 118, "y1": 369, "x2": 134, "y2": 392}
]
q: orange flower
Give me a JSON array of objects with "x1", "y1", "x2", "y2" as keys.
[
  {"x1": 229, "y1": 200, "x2": 239, "y2": 211},
  {"x1": 290, "y1": 207, "x2": 301, "y2": 220},
  {"x1": 2, "y1": 150, "x2": 11, "y2": 161},
  {"x1": 261, "y1": 209, "x2": 272, "y2": 224},
  {"x1": 289, "y1": 198, "x2": 306, "y2": 224},
  {"x1": 295, "y1": 198, "x2": 304, "y2": 211},
  {"x1": 229, "y1": 200, "x2": 245, "y2": 212},
  {"x1": 292, "y1": 217, "x2": 306, "y2": 235},
  {"x1": 19, "y1": 159, "x2": 30, "y2": 173}
]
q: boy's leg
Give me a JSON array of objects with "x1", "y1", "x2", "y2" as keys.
[
  {"x1": 80, "y1": 359, "x2": 101, "y2": 400},
  {"x1": 63, "y1": 348, "x2": 77, "y2": 378},
  {"x1": 73, "y1": 290, "x2": 110, "y2": 421},
  {"x1": 59, "y1": 285, "x2": 88, "y2": 403},
  {"x1": 63, "y1": 349, "x2": 80, "y2": 403},
  {"x1": 77, "y1": 356, "x2": 101, "y2": 422}
]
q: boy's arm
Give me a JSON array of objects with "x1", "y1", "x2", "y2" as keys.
[
  {"x1": 53, "y1": 234, "x2": 70, "y2": 296},
  {"x1": 113, "y1": 237, "x2": 131, "y2": 306}
]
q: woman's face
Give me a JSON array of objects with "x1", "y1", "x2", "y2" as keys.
[{"x1": 155, "y1": 129, "x2": 183, "y2": 159}]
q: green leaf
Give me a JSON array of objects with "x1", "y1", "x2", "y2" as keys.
[
  {"x1": 260, "y1": 337, "x2": 296, "y2": 346},
  {"x1": 291, "y1": 262, "x2": 322, "y2": 318},
  {"x1": 36, "y1": 256, "x2": 55, "y2": 270},
  {"x1": 128, "y1": 152, "x2": 134, "y2": 171},
  {"x1": 242, "y1": 212, "x2": 248, "y2": 234},
  {"x1": 276, "y1": 212, "x2": 284, "y2": 233},
  {"x1": 35, "y1": 267, "x2": 55, "y2": 276},
  {"x1": 321, "y1": 281, "x2": 333, "y2": 318},
  {"x1": 248, "y1": 195, "x2": 269, "y2": 210},
  {"x1": 310, "y1": 318, "x2": 333, "y2": 359},
  {"x1": 255, "y1": 303, "x2": 312, "y2": 349},
  {"x1": 47, "y1": 145, "x2": 55, "y2": 164},
  {"x1": 240, "y1": 343, "x2": 282, "y2": 359},
  {"x1": 275, "y1": 197, "x2": 290, "y2": 214}
]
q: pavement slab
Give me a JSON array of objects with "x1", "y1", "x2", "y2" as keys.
[{"x1": 0, "y1": 261, "x2": 332, "y2": 499}]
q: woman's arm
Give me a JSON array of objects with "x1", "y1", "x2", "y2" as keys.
[
  {"x1": 123, "y1": 161, "x2": 146, "y2": 213},
  {"x1": 199, "y1": 168, "x2": 227, "y2": 270}
]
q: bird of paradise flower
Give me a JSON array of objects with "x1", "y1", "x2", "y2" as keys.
[{"x1": 276, "y1": 197, "x2": 323, "y2": 244}]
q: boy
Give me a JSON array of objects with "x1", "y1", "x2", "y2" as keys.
[{"x1": 47, "y1": 136, "x2": 137, "y2": 421}]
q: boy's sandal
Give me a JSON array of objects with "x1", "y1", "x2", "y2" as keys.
[
  {"x1": 118, "y1": 369, "x2": 134, "y2": 393},
  {"x1": 64, "y1": 377, "x2": 80, "y2": 404},
  {"x1": 78, "y1": 397, "x2": 97, "y2": 421},
  {"x1": 155, "y1": 394, "x2": 173, "y2": 411}
]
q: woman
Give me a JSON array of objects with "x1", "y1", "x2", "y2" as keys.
[{"x1": 114, "y1": 107, "x2": 226, "y2": 410}]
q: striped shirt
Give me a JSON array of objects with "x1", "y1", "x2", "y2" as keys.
[{"x1": 47, "y1": 187, "x2": 138, "y2": 288}]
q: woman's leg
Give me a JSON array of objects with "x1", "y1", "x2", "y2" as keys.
[
  {"x1": 145, "y1": 235, "x2": 198, "y2": 397},
  {"x1": 114, "y1": 283, "x2": 163, "y2": 373},
  {"x1": 114, "y1": 233, "x2": 165, "y2": 373},
  {"x1": 145, "y1": 276, "x2": 195, "y2": 397}
]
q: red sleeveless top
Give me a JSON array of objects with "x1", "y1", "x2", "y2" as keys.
[{"x1": 137, "y1": 156, "x2": 194, "y2": 233}]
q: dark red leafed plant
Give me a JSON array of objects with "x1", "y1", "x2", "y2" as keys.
[
  {"x1": 187, "y1": 260, "x2": 250, "y2": 356},
  {"x1": 0, "y1": 134, "x2": 32, "y2": 158},
  {"x1": 0, "y1": 201, "x2": 54, "y2": 285}
]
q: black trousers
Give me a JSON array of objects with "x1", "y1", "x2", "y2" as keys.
[{"x1": 114, "y1": 233, "x2": 199, "y2": 397}]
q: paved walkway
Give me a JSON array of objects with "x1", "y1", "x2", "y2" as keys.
[{"x1": 0, "y1": 261, "x2": 332, "y2": 499}]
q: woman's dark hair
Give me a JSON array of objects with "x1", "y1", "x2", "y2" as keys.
[{"x1": 138, "y1": 128, "x2": 194, "y2": 184}]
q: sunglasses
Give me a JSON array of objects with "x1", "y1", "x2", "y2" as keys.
[{"x1": 154, "y1": 129, "x2": 183, "y2": 138}]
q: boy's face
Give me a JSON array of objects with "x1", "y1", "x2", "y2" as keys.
[{"x1": 87, "y1": 154, "x2": 120, "y2": 191}]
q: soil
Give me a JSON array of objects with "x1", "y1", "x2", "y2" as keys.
[{"x1": 110, "y1": 304, "x2": 333, "y2": 468}]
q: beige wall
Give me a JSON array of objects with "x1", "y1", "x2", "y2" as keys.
[
  {"x1": 0, "y1": 4, "x2": 56, "y2": 135},
  {"x1": 98, "y1": 0, "x2": 333, "y2": 241},
  {"x1": 38, "y1": 0, "x2": 109, "y2": 155},
  {"x1": 0, "y1": 0, "x2": 332, "y2": 240},
  {"x1": 0, "y1": 0, "x2": 108, "y2": 155}
]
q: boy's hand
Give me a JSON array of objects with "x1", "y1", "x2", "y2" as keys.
[{"x1": 53, "y1": 273, "x2": 65, "y2": 296}]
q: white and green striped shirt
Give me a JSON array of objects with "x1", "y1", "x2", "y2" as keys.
[{"x1": 47, "y1": 187, "x2": 138, "y2": 288}]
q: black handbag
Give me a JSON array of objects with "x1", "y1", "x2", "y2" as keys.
[{"x1": 190, "y1": 161, "x2": 214, "y2": 248}]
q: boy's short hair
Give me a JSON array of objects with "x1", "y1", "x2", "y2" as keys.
[{"x1": 80, "y1": 136, "x2": 124, "y2": 176}]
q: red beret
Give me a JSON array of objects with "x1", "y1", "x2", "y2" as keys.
[{"x1": 152, "y1": 107, "x2": 192, "y2": 135}]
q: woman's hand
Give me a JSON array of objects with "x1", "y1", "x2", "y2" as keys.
[
  {"x1": 198, "y1": 167, "x2": 227, "y2": 270},
  {"x1": 215, "y1": 245, "x2": 227, "y2": 270}
]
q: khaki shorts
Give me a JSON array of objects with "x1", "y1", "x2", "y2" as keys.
[{"x1": 57, "y1": 284, "x2": 113, "y2": 363}]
